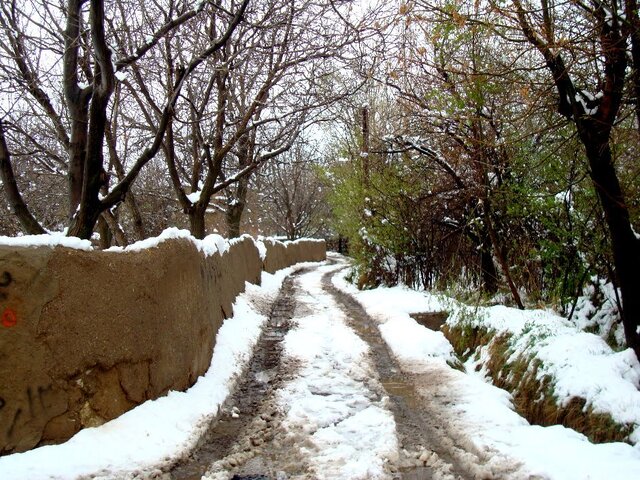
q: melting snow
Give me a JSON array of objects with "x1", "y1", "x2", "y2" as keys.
[{"x1": 332, "y1": 262, "x2": 640, "y2": 478}]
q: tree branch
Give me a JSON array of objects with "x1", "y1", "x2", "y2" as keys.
[{"x1": 0, "y1": 119, "x2": 46, "y2": 234}]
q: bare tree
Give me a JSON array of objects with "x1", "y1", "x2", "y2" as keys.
[
  {"x1": 0, "y1": 0, "x2": 248, "y2": 239},
  {"x1": 257, "y1": 142, "x2": 330, "y2": 239},
  {"x1": 154, "y1": 0, "x2": 373, "y2": 238}
]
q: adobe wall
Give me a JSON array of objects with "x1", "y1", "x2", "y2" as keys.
[
  {"x1": 262, "y1": 238, "x2": 326, "y2": 273},
  {"x1": 0, "y1": 236, "x2": 325, "y2": 454}
]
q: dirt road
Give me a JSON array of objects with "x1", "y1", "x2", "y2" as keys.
[{"x1": 166, "y1": 260, "x2": 524, "y2": 480}]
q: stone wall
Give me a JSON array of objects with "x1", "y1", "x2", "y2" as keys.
[{"x1": 0, "y1": 236, "x2": 325, "y2": 454}]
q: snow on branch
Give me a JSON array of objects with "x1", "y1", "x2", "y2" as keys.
[{"x1": 389, "y1": 135, "x2": 466, "y2": 189}]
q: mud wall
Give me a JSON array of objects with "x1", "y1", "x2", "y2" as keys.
[
  {"x1": 262, "y1": 238, "x2": 326, "y2": 273},
  {"x1": 0, "y1": 236, "x2": 325, "y2": 454}
]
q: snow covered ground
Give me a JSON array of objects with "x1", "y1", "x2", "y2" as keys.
[
  {"x1": 3, "y1": 245, "x2": 640, "y2": 479},
  {"x1": 274, "y1": 264, "x2": 397, "y2": 478},
  {"x1": 203, "y1": 263, "x2": 399, "y2": 480},
  {"x1": 0, "y1": 259, "x2": 398, "y2": 480},
  {"x1": 332, "y1": 257, "x2": 640, "y2": 480}
]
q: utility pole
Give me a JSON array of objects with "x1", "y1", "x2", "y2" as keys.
[{"x1": 361, "y1": 105, "x2": 370, "y2": 187}]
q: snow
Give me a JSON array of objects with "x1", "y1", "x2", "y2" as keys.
[
  {"x1": 334, "y1": 263, "x2": 640, "y2": 446},
  {"x1": 332, "y1": 281, "x2": 456, "y2": 371},
  {"x1": 106, "y1": 227, "x2": 231, "y2": 257},
  {"x1": 379, "y1": 316, "x2": 456, "y2": 372},
  {"x1": 445, "y1": 302, "x2": 640, "y2": 436},
  {"x1": 554, "y1": 189, "x2": 573, "y2": 208},
  {"x1": 569, "y1": 277, "x2": 625, "y2": 346},
  {"x1": 105, "y1": 227, "x2": 191, "y2": 252},
  {"x1": 203, "y1": 233, "x2": 230, "y2": 255},
  {"x1": 575, "y1": 90, "x2": 599, "y2": 115},
  {"x1": 0, "y1": 227, "x2": 231, "y2": 257},
  {"x1": 0, "y1": 231, "x2": 93, "y2": 250},
  {"x1": 331, "y1": 258, "x2": 640, "y2": 479},
  {"x1": 277, "y1": 264, "x2": 398, "y2": 479},
  {"x1": 0, "y1": 228, "x2": 289, "y2": 260},
  {"x1": 290, "y1": 237, "x2": 326, "y2": 246},
  {"x1": 0, "y1": 267, "x2": 294, "y2": 480},
  {"x1": 255, "y1": 238, "x2": 268, "y2": 260},
  {"x1": 186, "y1": 190, "x2": 202, "y2": 203},
  {"x1": 4, "y1": 248, "x2": 640, "y2": 479},
  {"x1": 0, "y1": 246, "x2": 387, "y2": 479}
]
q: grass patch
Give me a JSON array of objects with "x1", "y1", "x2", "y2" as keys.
[{"x1": 443, "y1": 323, "x2": 634, "y2": 444}]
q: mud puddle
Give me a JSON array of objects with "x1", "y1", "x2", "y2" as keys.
[{"x1": 168, "y1": 275, "x2": 298, "y2": 480}]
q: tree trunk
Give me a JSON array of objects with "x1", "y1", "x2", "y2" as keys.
[
  {"x1": 106, "y1": 120, "x2": 147, "y2": 242},
  {"x1": 63, "y1": 0, "x2": 88, "y2": 219},
  {"x1": 510, "y1": 0, "x2": 639, "y2": 357},
  {"x1": 126, "y1": 196, "x2": 148, "y2": 241},
  {"x1": 583, "y1": 137, "x2": 640, "y2": 358},
  {"x1": 466, "y1": 223, "x2": 499, "y2": 295},
  {"x1": 0, "y1": 120, "x2": 46, "y2": 234},
  {"x1": 66, "y1": 202, "x2": 102, "y2": 239},
  {"x1": 225, "y1": 131, "x2": 253, "y2": 239},
  {"x1": 361, "y1": 105, "x2": 370, "y2": 187},
  {"x1": 97, "y1": 214, "x2": 112, "y2": 249},
  {"x1": 100, "y1": 210, "x2": 128, "y2": 246},
  {"x1": 485, "y1": 210, "x2": 524, "y2": 309},
  {"x1": 67, "y1": 117, "x2": 87, "y2": 219},
  {"x1": 226, "y1": 201, "x2": 244, "y2": 238},
  {"x1": 480, "y1": 243, "x2": 499, "y2": 295},
  {"x1": 225, "y1": 173, "x2": 249, "y2": 239},
  {"x1": 189, "y1": 204, "x2": 207, "y2": 240}
]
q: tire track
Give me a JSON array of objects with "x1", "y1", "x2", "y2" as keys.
[
  {"x1": 321, "y1": 263, "x2": 508, "y2": 480},
  {"x1": 169, "y1": 273, "x2": 302, "y2": 480}
]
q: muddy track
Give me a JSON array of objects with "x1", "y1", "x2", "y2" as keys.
[
  {"x1": 321, "y1": 265, "x2": 481, "y2": 480},
  {"x1": 168, "y1": 273, "x2": 300, "y2": 480},
  {"x1": 167, "y1": 261, "x2": 518, "y2": 480}
]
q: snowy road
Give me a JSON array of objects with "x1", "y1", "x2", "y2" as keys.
[
  {"x1": 169, "y1": 259, "x2": 528, "y2": 479},
  {"x1": 3, "y1": 256, "x2": 640, "y2": 479}
]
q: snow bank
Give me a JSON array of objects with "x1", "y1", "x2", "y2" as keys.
[
  {"x1": 0, "y1": 231, "x2": 92, "y2": 250},
  {"x1": 332, "y1": 275, "x2": 455, "y2": 371},
  {"x1": 106, "y1": 227, "x2": 231, "y2": 256},
  {"x1": 336, "y1": 269, "x2": 640, "y2": 447},
  {"x1": 0, "y1": 227, "x2": 230, "y2": 256},
  {"x1": 447, "y1": 302, "x2": 640, "y2": 444},
  {"x1": 0, "y1": 227, "x2": 306, "y2": 261}
]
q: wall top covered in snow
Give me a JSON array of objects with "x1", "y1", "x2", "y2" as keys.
[{"x1": 0, "y1": 232, "x2": 325, "y2": 455}]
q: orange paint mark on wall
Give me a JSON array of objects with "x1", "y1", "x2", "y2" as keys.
[{"x1": 1, "y1": 308, "x2": 17, "y2": 328}]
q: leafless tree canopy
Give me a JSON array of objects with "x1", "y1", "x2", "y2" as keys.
[{"x1": 0, "y1": 0, "x2": 372, "y2": 240}]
